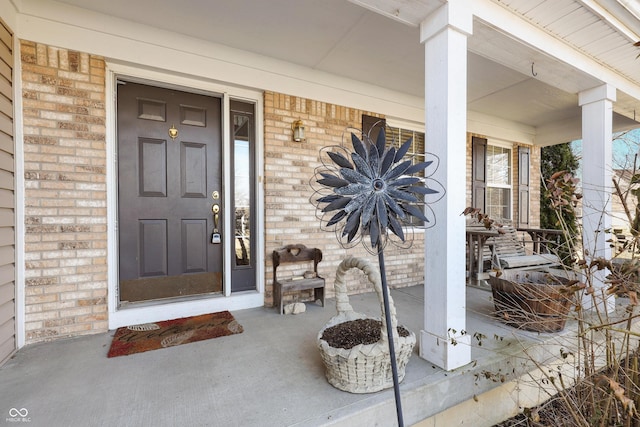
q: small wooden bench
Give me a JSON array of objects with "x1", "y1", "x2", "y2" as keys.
[{"x1": 272, "y1": 244, "x2": 325, "y2": 314}]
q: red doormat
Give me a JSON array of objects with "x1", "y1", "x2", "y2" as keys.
[{"x1": 107, "y1": 311, "x2": 243, "y2": 358}]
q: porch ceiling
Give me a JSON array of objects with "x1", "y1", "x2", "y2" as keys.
[{"x1": 49, "y1": 0, "x2": 640, "y2": 142}]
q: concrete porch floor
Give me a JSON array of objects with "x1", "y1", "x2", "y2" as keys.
[{"x1": 0, "y1": 285, "x2": 588, "y2": 427}]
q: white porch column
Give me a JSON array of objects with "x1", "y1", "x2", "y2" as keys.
[
  {"x1": 578, "y1": 83, "x2": 616, "y2": 313},
  {"x1": 419, "y1": 0, "x2": 472, "y2": 371}
]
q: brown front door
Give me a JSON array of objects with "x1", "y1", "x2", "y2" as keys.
[{"x1": 117, "y1": 81, "x2": 223, "y2": 303}]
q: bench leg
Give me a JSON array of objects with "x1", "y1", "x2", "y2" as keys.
[
  {"x1": 314, "y1": 287, "x2": 325, "y2": 307},
  {"x1": 273, "y1": 283, "x2": 283, "y2": 314}
]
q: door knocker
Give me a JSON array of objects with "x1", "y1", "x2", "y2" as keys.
[{"x1": 168, "y1": 125, "x2": 178, "y2": 140}]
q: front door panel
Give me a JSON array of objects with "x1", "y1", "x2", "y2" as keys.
[{"x1": 117, "y1": 82, "x2": 222, "y2": 303}]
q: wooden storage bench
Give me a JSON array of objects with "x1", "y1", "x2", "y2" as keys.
[{"x1": 272, "y1": 244, "x2": 325, "y2": 314}]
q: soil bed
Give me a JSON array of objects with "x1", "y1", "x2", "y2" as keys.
[
  {"x1": 493, "y1": 396, "x2": 575, "y2": 426},
  {"x1": 493, "y1": 368, "x2": 640, "y2": 426},
  {"x1": 320, "y1": 318, "x2": 410, "y2": 349}
]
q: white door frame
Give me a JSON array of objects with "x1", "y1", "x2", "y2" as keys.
[{"x1": 105, "y1": 62, "x2": 265, "y2": 329}]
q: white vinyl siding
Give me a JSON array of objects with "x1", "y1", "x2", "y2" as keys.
[{"x1": 0, "y1": 17, "x2": 15, "y2": 365}]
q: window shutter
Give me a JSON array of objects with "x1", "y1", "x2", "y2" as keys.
[
  {"x1": 362, "y1": 114, "x2": 385, "y2": 144},
  {"x1": 472, "y1": 137, "x2": 487, "y2": 213},
  {"x1": 518, "y1": 147, "x2": 530, "y2": 227}
]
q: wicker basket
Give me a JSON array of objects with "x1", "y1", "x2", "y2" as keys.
[
  {"x1": 317, "y1": 256, "x2": 416, "y2": 393},
  {"x1": 489, "y1": 270, "x2": 575, "y2": 333}
]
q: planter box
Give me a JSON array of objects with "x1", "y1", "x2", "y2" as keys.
[{"x1": 489, "y1": 270, "x2": 574, "y2": 333}]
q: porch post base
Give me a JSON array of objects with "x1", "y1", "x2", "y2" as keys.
[{"x1": 419, "y1": 330, "x2": 471, "y2": 371}]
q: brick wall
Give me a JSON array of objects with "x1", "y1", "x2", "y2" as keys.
[
  {"x1": 264, "y1": 92, "x2": 426, "y2": 307},
  {"x1": 528, "y1": 145, "x2": 541, "y2": 228},
  {"x1": 21, "y1": 41, "x2": 107, "y2": 342}
]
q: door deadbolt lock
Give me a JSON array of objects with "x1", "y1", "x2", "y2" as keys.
[{"x1": 212, "y1": 191, "x2": 219, "y2": 200}]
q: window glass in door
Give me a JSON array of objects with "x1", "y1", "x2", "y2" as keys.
[
  {"x1": 230, "y1": 101, "x2": 256, "y2": 292},
  {"x1": 234, "y1": 116, "x2": 251, "y2": 266}
]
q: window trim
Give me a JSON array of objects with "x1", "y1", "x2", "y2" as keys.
[
  {"x1": 485, "y1": 139, "x2": 513, "y2": 220},
  {"x1": 386, "y1": 119, "x2": 428, "y2": 230},
  {"x1": 386, "y1": 118, "x2": 424, "y2": 134}
]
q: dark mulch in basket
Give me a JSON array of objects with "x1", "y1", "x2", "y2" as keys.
[{"x1": 321, "y1": 318, "x2": 410, "y2": 349}]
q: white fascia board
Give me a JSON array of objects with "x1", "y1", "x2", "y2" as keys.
[
  {"x1": 535, "y1": 112, "x2": 639, "y2": 146},
  {"x1": 467, "y1": 110, "x2": 536, "y2": 145},
  {"x1": 389, "y1": 110, "x2": 539, "y2": 146},
  {"x1": 391, "y1": 111, "x2": 539, "y2": 146},
  {"x1": 580, "y1": 0, "x2": 640, "y2": 42},
  {"x1": 473, "y1": 0, "x2": 640, "y2": 102},
  {"x1": 348, "y1": 0, "x2": 424, "y2": 27},
  {"x1": 535, "y1": 117, "x2": 582, "y2": 147},
  {"x1": 15, "y1": 0, "x2": 424, "y2": 122}
]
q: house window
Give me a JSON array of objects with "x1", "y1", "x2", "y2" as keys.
[
  {"x1": 486, "y1": 144, "x2": 512, "y2": 220},
  {"x1": 386, "y1": 125, "x2": 426, "y2": 227},
  {"x1": 362, "y1": 115, "x2": 427, "y2": 228}
]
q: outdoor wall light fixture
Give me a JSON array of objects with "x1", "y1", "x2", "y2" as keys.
[{"x1": 292, "y1": 119, "x2": 306, "y2": 142}]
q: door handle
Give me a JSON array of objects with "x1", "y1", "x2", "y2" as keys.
[{"x1": 211, "y1": 204, "x2": 221, "y2": 244}]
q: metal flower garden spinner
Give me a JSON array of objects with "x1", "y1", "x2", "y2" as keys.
[{"x1": 311, "y1": 125, "x2": 444, "y2": 427}]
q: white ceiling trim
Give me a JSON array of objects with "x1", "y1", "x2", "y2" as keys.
[
  {"x1": 9, "y1": 0, "x2": 640, "y2": 145},
  {"x1": 592, "y1": 0, "x2": 640, "y2": 40},
  {"x1": 347, "y1": 0, "x2": 441, "y2": 27},
  {"x1": 1, "y1": 0, "x2": 17, "y2": 28},
  {"x1": 467, "y1": 110, "x2": 536, "y2": 144},
  {"x1": 535, "y1": 111, "x2": 638, "y2": 146},
  {"x1": 15, "y1": 1, "x2": 426, "y2": 122},
  {"x1": 474, "y1": 0, "x2": 640, "y2": 111},
  {"x1": 580, "y1": 0, "x2": 640, "y2": 42}
]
